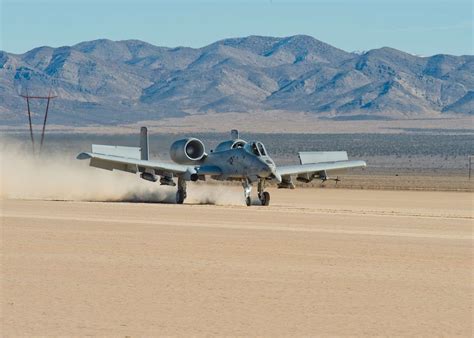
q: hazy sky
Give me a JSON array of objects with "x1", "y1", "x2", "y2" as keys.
[{"x1": 1, "y1": 0, "x2": 472, "y2": 56}]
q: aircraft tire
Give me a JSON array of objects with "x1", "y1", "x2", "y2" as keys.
[
  {"x1": 245, "y1": 196, "x2": 251, "y2": 206},
  {"x1": 176, "y1": 190, "x2": 185, "y2": 204},
  {"x1": 260, "y1": 191, "x2": 270, "y2": 206}
]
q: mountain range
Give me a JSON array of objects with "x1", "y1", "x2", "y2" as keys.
[{"x1": 1, "y1": 35, "x2": 473, "y2": 126}]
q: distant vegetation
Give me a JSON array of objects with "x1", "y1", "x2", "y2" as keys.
[{"x1": 236, "y1": 133, "x2": 474, "y2": 158}]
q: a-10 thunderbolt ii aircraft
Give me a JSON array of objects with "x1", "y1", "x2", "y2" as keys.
[{"x1": 77, "y1": 128, "x2": 366, "y2": 206}]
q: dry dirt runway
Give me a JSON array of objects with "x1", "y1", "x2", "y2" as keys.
[{"x1": 1, "y1": 188, "x2": 473, "y2": 336}]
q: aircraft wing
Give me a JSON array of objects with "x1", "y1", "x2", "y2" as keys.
[
  {"x1": 276, "y1": 160, "x2": 366, "y2": 177},
  {"x1": 77, "y1": 151, "x2": 189, "y2": 175}
]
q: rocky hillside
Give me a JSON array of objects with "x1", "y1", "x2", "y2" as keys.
[{"x1": 1, "y1": 35, "x2": 472, "y2": 126}]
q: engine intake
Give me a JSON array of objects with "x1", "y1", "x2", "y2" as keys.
[{"x1": 170, "y1": 138, "x2": 206, "y2": 164}]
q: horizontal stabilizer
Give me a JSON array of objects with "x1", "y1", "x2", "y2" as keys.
[
  {"x1": 140, "y1": 127, "x2": 149, "y2": 160},
  {"x1": 91, "y1": 145, "x2": 141, "y2": 159},
  {"x1": 299, "y1": 151, "x2": 348, "y2": 164}
]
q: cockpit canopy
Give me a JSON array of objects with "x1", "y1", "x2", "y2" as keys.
[
  {"x1": 246, "y1": 141, "x2": 268, "y2": 157},
  {"x1": 214, "y1": 139, "x2": 247, "y2": 152}
]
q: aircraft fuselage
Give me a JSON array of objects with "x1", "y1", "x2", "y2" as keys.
[{"x1": 202, "y1": 147, "x2": 276, "y2": 181}]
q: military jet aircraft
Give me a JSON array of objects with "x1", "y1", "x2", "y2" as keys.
[{"x1": 77, "y1": 128, "x2": 366, "y2": 206}]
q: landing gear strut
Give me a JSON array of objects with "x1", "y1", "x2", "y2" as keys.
[
  {"x1": 242, "y1": 179, "x2": 252, "y2": 206},
  {"x1": 258, "y1": 179, "x2": 270, "y2": 206},
  {"x1": 176, "y1": 177, "x2": 187, "y2": 204},
  {"x1": 241, "y1": 179, "x2": 270, "y2": 207}
]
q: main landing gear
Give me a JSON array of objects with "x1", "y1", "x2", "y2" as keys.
[
  {"x1": 176, "y1": 177, "x2": 187, "y2": 204},
  {"x1": 242, "y1": 178, "x2": 270, "y2": 207}
]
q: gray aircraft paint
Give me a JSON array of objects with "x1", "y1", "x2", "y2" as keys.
[{"x1": 77, "y1": 127, "x2": 366, "y2": 206}]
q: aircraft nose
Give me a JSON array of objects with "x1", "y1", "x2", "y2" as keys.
[
  {"x1": 259, "y1": 158, "x2": 275, "y2": 178},
  {"x1": 259, "y1": 158, "x2": 281, "y2": 182}
]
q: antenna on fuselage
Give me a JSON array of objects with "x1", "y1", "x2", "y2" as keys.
[{"x1": 231, "y1": 129, "x2": 239, "y2": 140}]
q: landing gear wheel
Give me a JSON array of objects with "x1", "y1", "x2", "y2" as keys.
[
  {"x1": 245, "y1": 196, "x2": 252, "y2": 206},
  {"x1": 242, "y1": 178, "x2": 253, "y2": 207},
  {"x1": 176, "y1": 189, "x2": 186, "y2": 204},
  {"x1": 260, "y1": 191, "x2": 270, "y2": 206},
  {"x1": 257, "y1": 179, "x2": 270, "y2": 206}
]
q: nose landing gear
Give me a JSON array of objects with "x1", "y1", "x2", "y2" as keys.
[
  {"x1": 258, "y1": 179, "x2": 270, "y2": 206},
  {"x1": 242, "y1": 179, "x2": 252, "y2": 206},
  {"x1": 259, "y1": 191, "x2": 270, "y2": 206},
  {"x1": 242, "y1": 178, "x2": 270, "y2": 206}
]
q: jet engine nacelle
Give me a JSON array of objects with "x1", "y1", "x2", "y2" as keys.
[{"x1": 170, "y1": 138, "x2": 206, "y2": 164}]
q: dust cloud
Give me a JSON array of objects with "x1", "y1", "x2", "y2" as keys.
[{"x1": 0, "y1": 138, "x2": 243, "y2": 205}]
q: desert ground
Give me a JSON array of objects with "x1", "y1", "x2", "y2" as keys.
[{"x1": 1, "y1": 188, "x2": 472, "y2": 336}]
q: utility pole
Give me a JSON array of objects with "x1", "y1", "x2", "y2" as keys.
[{"x1": 19, "y1": 89, "x2": 57, "y2": 155}]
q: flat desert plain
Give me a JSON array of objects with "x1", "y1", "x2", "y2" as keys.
[{"x1": 1, "y1": 188, "x2": 473, "y2": 336}]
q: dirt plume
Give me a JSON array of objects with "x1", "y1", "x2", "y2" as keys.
[{"x1": 0, "y1": 138, "x2": 242, "y2": 205}]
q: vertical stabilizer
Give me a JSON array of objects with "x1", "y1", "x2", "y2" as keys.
[{"x1": 140, "y1": 127, "x2": 149, "y2": 160}]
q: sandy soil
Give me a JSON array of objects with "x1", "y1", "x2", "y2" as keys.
[{"x1": 1, "y1": 188, "x2": 473, "y2": 336}]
